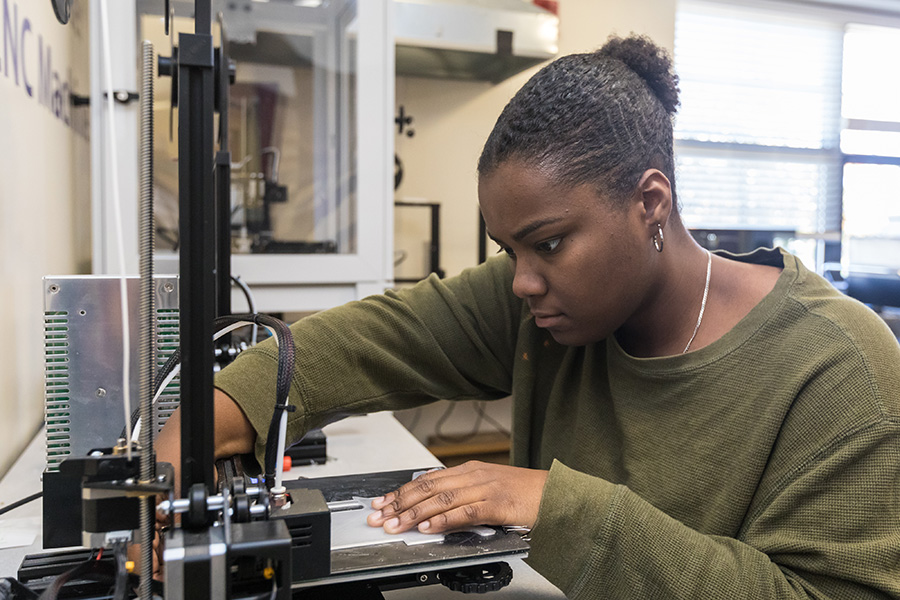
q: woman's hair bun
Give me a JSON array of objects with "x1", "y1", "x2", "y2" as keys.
[{"x1": 598, "y1": 34, "x2": 680, "y2": 115}]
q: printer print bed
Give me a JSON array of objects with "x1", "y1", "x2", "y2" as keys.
[{"x1": 285, "y1": 468, "x2": 529, "y2": 576}]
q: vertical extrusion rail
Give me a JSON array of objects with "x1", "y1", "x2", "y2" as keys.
[
  {"x1": 138, "y1": 40, "x2": 157, "y2": 600},
  {"x1": 178, "y1": 0, "x2": 217, "y2": 498},
  {"x1": 216, "y1": 16, "x2": 233, "y2": 324},
  {"x1": 216, "y1": 151, "x2": 232, "y2": 321}
]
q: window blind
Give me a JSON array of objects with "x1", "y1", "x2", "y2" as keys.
[
  {"x1": 843, "y1": 23, "x2": 900, "y2": 124},
  {"x1": 673, "y1": 0, "x2": 844, "y2": 233}
]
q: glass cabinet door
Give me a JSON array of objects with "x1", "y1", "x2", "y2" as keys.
[
  {"x1": 225, "y1": 0, "x2": 358, "y2": 257},
  {"x1": 141, "y1": 0, "x2": 393, "y2": 312}
]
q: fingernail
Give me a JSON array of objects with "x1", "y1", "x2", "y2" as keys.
[
  {"x1": 385, "y1": 517, "x2": 399, "y2": 531},
  {"x1": 368, "y1": 509, "x2": 383, "y2": 522},
  {"x1": 372, "y1": 496, "x2": 385, "y2": 508},
  {"x1": 418, "y1": 520, "x2": 431, "y2": 531}
]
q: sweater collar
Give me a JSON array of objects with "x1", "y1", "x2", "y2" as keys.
[{"x1": 607, "y1": 247, "x2": 800, "y2": 374}]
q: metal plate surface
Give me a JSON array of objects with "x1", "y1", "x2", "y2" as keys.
[
  {"x1": 43, "y1": 275, "x2": 180, "y2": 470},
  {"x1": 287, "y1": 469, "x2": 529, "y2": 585}
]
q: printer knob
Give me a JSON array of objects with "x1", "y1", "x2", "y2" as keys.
[{"x1": 439, "y1": 561, "x2": 513, "y2": 594}]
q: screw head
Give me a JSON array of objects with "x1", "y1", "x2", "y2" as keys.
[{"x1": 96, "y1": 388, "x2": 107, "y2": 397}]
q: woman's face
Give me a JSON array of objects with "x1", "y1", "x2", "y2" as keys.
[{"x1": 479, "y1": 161, "x2": 654, "y2": 346}]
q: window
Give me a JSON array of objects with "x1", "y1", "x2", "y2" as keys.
[
  {"x1": 840, "y1": 23, "x2": 900, "y2": 272},
  {"x1": 674, "y1": 0, "x2": 900, "y2": 273}
]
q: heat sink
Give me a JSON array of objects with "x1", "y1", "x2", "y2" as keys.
[{"x1": 43, "y1": 276, "x2": 180, "y2": 471}]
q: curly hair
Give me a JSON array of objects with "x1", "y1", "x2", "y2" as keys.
[{"x1": 478, "y1": 34, "x2": 680, "y2": 207}]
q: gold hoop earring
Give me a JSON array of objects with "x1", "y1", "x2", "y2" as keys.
[{"x1": 652, "y1": 223, "x2": 664, "y2": 253}]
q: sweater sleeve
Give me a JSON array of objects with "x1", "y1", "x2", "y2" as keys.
[
  {"x1": 215, "y1": 256, "x2": 521, "y2": 467},
  {"x1": 527, "y1": 418, "x2": 900, "y2": 600}
]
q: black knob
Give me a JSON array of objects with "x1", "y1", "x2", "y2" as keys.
[
  {"x1": 185, "y1": 483, "x2": 209, "y2": 529},
  {"x1": 158, "y1": 55, "x2": 175, "y2": 78},
  {"x1": 439, "y1": 562, "x2": 513, "y2": 594},
  {"x1": 233, "y1": 494, "x2": 251, "y2": 523}
]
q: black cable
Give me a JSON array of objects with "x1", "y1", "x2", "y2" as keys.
[
  {"x1": 155, "y1": 347, "x2": 182, "y2": 395},
  {"x1": 473, "y1": 401, "x2": 511, "y2": 437},
  {"x1": 189, "y1": 313, "x2": 296, "y2": 490},
  {"x1": 118, "y1": 313, "x2": 295, "y2": 491},
  {"x1": 122, "y1": 347, "x2": 181, "y2": 439},
  {"x1": 2, "y1": 550, "x2": 111, "y2": 600},
  {"x1": 434, "y1": 401, "x2": 483, "y2": 444},
  {"x1": 220, "y1": 314, "x2": 295, "y2": 490},
  {"x1": 0, "y1": 492, "x2": 42, "y2": 517},
  {"x1": 35, "y1": 555, "x2": 122, "y2": 600},
  {"x1": 231, "y1": 276, "x2": 259, "y2": 344},
  {"x1": 433, "y1": 401, "x2": 511, "y2": 445},
  {"x1": 0, "y1": 576, "x2": 40, "y2": 599},
  {"x1": 122, "y1": 306, "x2": 263, "y2": 438},
  {"x1": 231, "y1": 275, "x2": 254, "y2": 311}
]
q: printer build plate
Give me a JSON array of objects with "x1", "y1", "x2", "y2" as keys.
[{"x1": 285, "y1": 468, "x2": 530, "y2": 588}]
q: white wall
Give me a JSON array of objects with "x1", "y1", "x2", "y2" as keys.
[
  {"x1": 392, "y1": 0, "x2": 676, "y2": 445},
  {"x1": 0, "y1": 0, "x2": 91, "y2": 477}
]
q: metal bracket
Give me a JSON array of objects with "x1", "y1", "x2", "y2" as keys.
[{"x1": 103, "y1": 90, "x2": 140, "y2": 104}]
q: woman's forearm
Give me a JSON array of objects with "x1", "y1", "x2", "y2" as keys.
[{"x1": 155, "y1": 388, "x2": 257, "y2": 495}]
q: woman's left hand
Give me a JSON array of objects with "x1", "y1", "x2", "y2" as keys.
[{"x1": 366, "y1": 461, "x2": 548, "y2": 534}]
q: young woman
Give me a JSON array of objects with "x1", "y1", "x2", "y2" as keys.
[{"x1": 159, "y1": 35, "x2": 900, "y2": 598}]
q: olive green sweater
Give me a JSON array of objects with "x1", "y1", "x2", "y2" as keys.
[{"x1": 216, "y1": 248, "x2": 900, "y2": 599}]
